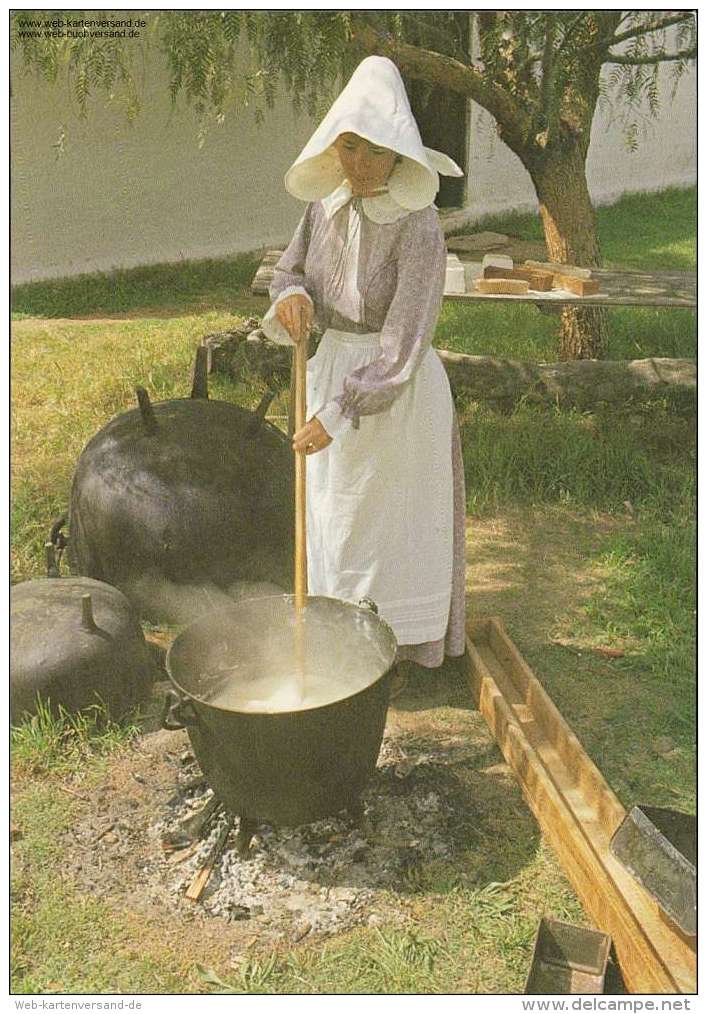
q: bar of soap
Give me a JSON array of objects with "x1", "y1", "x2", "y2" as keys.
[
  {"x1": 483, "y1": 266, "x2": 554, "y2": 292},
  {"x1": 525, "y1": 260, "x2": 592, "y2": 280},
  {"x1": 476, "y1": 278, "x2": 529, "y2": 295},
  {"x1": 463, "y1": 261, "x2": 483, "y2": 287},
  {"x1": 482, "y1": 253, "x2": 514, "y2": 271},
  {"x1": 555, "y1": 274, "x2": 600, "y2": 296},
  {"x1": 444, "y1": 253, "x2": 466, "y2": 294}
]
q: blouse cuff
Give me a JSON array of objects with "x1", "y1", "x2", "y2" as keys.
[
  {"x1": 261, "y1": 286, "x2": 313, "y2": 346},
  {"x1": 315, "y1": 399, "x2": 354, "y2": 439}
]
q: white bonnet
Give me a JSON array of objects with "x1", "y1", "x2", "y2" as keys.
[{"x1": 284, "y1": 56, "x2": 463, "y2": 211}]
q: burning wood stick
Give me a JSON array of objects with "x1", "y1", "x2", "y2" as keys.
[{"x1": 185, "y1": 815, "x2": 235, "y2": 902}]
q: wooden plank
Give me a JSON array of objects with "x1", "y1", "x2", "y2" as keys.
[
  {"x1": 250, "y1": 250, "x2": 282, "y2": 295},
  {"x1": 524, "y1": 260, "x2": 593, "y2": 280},
  {"x1": 466, "y1": 617, "x2": 696, "y2": 994},
  {"x1": 485, "y1": 620, "x2": 625, "y2": 838}
]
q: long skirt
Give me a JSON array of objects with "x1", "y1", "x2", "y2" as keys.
[{"x1": 306, "y1": 328, "x2": 466, "y2": 666}]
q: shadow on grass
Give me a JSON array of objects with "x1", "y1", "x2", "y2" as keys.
[{"x1": 455, "y1": 505, "x2": 694, "y2": 811}]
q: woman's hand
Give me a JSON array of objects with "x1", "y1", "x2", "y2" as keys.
[
  {"x1": 276, "y1": 294, "x2": 313, "y2": 342},
  {"x1": 293, "y1": 417, "x2": 333, "y2": 455}
]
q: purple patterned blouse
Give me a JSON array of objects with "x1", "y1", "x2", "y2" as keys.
[{"x1": 269, "y1": 199, "x2": 447, "y2": 432}]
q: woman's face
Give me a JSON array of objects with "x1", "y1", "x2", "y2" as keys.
[{"x1": 333, "y1": 133, "x2": 397, "y2": 195}]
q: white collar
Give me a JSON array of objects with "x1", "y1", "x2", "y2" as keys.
[{"x1": 320, "y1": 183, "x2": 411, "y2": 225}]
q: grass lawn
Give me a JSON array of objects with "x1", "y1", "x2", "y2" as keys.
[{"x1": 10, "y1": 187, "x2": 695, "y2": 994}]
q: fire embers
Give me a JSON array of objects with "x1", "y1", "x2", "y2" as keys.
[{"x1": 158, "y1": 734, "x2": 467, "y2": 941}]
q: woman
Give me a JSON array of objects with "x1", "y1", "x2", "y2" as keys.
[{"x1": 261, "y1": 56, "x2": 467, "y2": 682}]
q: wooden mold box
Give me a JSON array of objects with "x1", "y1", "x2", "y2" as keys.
[
  {"x1": 525, "y1": 918, "x2": 611, "y2": 994},
  {"x1": 466, "y1": 617, "x2": 696, "y2": 995}
]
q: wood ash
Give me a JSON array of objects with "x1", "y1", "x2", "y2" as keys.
[{"x1": 155, "y1": 733, "x2": 471, "y2": 940}]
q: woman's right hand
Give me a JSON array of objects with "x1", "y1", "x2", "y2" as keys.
[{"x1": 275, "y1": 294, "x2": 313, "y2": 342}]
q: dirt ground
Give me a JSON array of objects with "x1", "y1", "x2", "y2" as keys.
[{"x1": 42, "y1": 508, "x2": 617, "y2": 968}]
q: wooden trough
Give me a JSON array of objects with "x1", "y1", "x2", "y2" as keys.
[{"x1": 465, "y1": 617, "x2": 696, "y2": 994}]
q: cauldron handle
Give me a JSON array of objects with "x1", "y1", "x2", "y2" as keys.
[
  {"x1": 162, "y1": 690, "x2": 199, "y2": 731},
  {"x1": 358, "y1": 597, "x2": 379, "y2": 615}
]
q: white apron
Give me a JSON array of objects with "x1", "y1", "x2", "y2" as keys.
[{"x1": 306, "y1": 328, "x2": 454, "y2": 646}]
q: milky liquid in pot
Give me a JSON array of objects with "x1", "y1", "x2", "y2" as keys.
[{"x1": 195, "y1": 604, "x2": 392, "y2": 714}]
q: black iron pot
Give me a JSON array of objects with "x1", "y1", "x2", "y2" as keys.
[
  {"x1": 163, "y1": 596, "x2": 397, "y2": 827},
  {"x1": 11, "y1": 555, "x2": 154, "y2": 723},
  {"x1": 68, "y1": 360, "x2": 293, "y2": 623}
]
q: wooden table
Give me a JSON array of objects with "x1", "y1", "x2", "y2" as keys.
[
  {"x1": 251, "y1": 252, "x2": 695, "y2": 310},
  {"x1": 446, "y1": 267, "x2": 695, "y2": 309}
]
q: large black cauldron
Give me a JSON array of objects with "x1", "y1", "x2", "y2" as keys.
[
  {"x1": 69, "y1": 370, "x2": 293, "y2": 622},
  {"x1": 11, "y1": 569, "x2": 153, "y2": 723},
  {"x1": 163, "y1": 596, "x2": 397, "y2": 832}
]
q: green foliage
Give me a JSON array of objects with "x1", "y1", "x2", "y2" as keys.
[
  {"x1": 11, "y1": 252, "x2": 260, "y2": 319},
  {"x1": 459, "y1": 400, "x2": 695, "y2": 516},
  {"x1": 11, "y1": 788, "x2": 190, "y2": 993},
  {"x1": 10, "y1": 11, "x2": 696, "y2": 147},
  {"x1": 197, "y1": 929, "x2": 444, "y2": 995},
  {"x1": 11, "y1": 12, "x2": 695, "y2": 357},
  {"x1": 11, "y1": 697, "x2": 140, "y2": 776},
  {"x1": 584, "y1": 515, "x2": 696, "y2": 725},
  {"x1": 197, "y1": 957, "x2": 279, "y2": 995}
]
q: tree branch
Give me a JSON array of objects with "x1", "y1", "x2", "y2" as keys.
[
  {"x1": 540, "y1": 14, "x2": 559, "y2": 143},
  {"x1": 610, "y1": 13, "x2": 693, "y2": 48},
  {"x1": 350, "y1": 21, "x2": 532, "y2": 157},
  {"x1": 606, "y1": 46, "x2": 696, "y2": 66}
]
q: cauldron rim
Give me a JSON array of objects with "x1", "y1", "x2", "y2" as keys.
[{"x1": 165, "y1": 594, "x2": 397, "y2": 717}]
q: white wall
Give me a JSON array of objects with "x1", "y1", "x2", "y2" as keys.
[
  {"x1": 11, "y1": 49, "x2": 696, "y2": 283},
  {"x1": 11, "y1": 60, "x2": 317, "y2": 283}
]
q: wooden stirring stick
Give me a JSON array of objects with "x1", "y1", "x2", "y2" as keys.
[
  {"x1": 293, "y1": 307, "x2": 309, "y2": 612},
  {"x1": 292, "y1": 308, "x2": 310, "y2": 701}
]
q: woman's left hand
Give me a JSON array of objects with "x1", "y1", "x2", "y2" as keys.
[{"x1": 293, "y1": 417, "x2": 333, "y2": 455}]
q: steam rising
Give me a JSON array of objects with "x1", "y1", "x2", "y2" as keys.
[
  {"x1": 123, "y1": 574, "x2": 284, "y2": 626},
  {"x1": 124, "y1": 579, "x2": 395, "y2": 716}
]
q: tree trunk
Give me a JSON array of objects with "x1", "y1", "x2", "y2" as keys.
[{"x1": 531, "y1": 142, "x2": 608, "y2": 360}]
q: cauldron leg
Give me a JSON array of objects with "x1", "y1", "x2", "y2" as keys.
[{"x1": 236, "y1": 816, "x2": 258, "y2": 858}]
